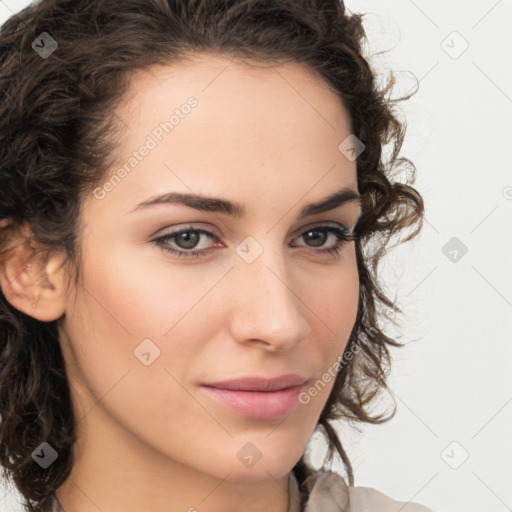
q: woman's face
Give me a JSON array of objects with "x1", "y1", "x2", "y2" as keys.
[{"x1": 58, "y1": 53, "x2": 361, "y2": 497}]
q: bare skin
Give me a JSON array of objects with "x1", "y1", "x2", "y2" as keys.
[{"x1": 0, "y1": 53, "x2": 361, "y2": 512}]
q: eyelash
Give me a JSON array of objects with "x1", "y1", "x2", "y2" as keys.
[{"x1": 153, "y1": 224, "x2": 358, "y2": 259}]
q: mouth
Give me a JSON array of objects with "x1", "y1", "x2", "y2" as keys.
[{"x1": 200, "y1": 385, "x2": 306, "y2": 420}]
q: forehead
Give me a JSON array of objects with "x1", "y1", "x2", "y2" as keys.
[
  {"x1": 91, "y1": 53, "x2": 358, "y2": 219},
  {"x1": 116, "y1": 52, "x2": 353, "y2": 150}
]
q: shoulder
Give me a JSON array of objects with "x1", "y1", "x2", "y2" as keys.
[
  {"x1": 301, "y1": 469, "x2": 435, "y2": 512},
  {"x1": 348, "y1": 484, "x2": 434, "y2": 512}
]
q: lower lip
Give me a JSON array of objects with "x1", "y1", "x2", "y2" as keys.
[{"x1": 200, "y1": 384, "x2": 304, "y2": 420}]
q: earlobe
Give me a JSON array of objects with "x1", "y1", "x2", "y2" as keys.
[{"x1": 0, "y1": 225, "x2": 67, "y2": 322}]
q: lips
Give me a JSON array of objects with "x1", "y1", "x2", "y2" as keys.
[
  {"x1": 200, "y1": 374, "x2": 309, "y2": 420},
  {"x1": 202, "y1": 374, "x2": 309, "y2": 392}
]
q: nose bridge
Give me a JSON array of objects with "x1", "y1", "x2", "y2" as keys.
[{"x1": 227, "y1": 237, "x2": 311, "y2": 347}]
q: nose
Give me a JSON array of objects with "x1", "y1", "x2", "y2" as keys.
[{"x1": 226, "y1": 243, "x2": 312, "y2": 352}]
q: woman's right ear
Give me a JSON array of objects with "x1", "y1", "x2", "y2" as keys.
[{"x1": 0, "y1": 223, "x2": 67, "y2": 322}]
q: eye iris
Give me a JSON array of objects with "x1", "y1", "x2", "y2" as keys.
[
  {"x1": 176, "y1": 231, "x2": 199, "y2": 249},
  {"x1": 305, "y1": 229, "x2": 327, "y2": 247}
]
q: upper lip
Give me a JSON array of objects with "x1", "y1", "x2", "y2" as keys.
[{"x1": 202, "y1": 374, "x2": 309, "y2": 392}]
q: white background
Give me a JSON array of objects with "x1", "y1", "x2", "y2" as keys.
[{"x1": 1, "y1": 1, "x2": 511, "y2": 511}]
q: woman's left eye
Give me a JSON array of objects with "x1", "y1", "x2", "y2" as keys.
[{"x1": 152, "y1": 224, "x2": 357, "y2": 259}]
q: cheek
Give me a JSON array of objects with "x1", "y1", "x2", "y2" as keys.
[
  {"x1": 306, "y1": 251, "x2": 360, "y2": 345},
  {"x1": 301, "y1": 251, "x2": 360, "y2": 391},
  {"x1": 60, "y1": 240, "x2": 232, "y2": 390},
  {"x1": 59, "y1": 244, "x2": 222, "y2": 441},
  {"x1": 72, "y1": 237, "x2": 227, "y2": 339},
  {"x1": 293, "y1": 273, "x2": 359, "y2": 426}
]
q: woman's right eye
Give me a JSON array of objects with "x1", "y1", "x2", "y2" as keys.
[{"x1": 153, "y1": 226, "x2": 219, "y2": 259}]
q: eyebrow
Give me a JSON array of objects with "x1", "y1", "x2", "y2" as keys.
[{"x1": 129, "y1": 187, "x2": 361, "y2": 219}]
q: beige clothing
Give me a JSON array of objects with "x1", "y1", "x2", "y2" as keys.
[
  {"x1": 290, "y1": 469, "x2": 434, "y2": 512},
  {"x1": 49, "y1": 469, "x2": 434, "y2": 512}
]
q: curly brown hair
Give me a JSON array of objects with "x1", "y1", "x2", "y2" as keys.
[{"x1": 0, "y1": 0, "x2": 423, "y2": 510}]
